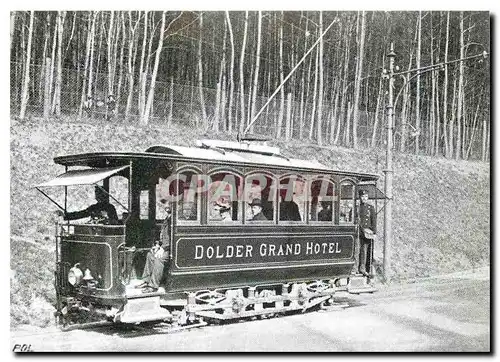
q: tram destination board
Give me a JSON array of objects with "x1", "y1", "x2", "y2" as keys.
[{"x1": 175, "y1": 234, "x2": 354, "y2": 268}]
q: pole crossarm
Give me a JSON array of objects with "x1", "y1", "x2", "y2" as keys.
[{"x1": 393, "y1": 51, "x2": 487, "y2": 77}]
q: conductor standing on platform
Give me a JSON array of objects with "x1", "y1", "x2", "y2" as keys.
[{"x1": 356, "y1": 189, "x2": 377, "y2": 277}]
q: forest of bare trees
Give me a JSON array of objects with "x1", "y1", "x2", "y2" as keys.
[{"x1": 10, "y1": 11, "x2": 490, "y2": 161}]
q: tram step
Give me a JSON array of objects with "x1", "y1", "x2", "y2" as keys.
[
  {"x1": 347, "y1": 276, "x2": 377, "y2": 294},
  {"x1": 114, "y1": 296, "x2": 172, "y2": 324}
]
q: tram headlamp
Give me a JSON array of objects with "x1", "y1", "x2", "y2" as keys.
[
  {"x1": 68, "y1": 263, "x2": 83, "y2": 286},
  {"x1": 83, "y1": 268, "x2": 95, "y2": 282}
]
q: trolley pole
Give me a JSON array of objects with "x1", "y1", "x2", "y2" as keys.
[{"x1": 383, "y1": 44, "x2": 396, "y2": 281}]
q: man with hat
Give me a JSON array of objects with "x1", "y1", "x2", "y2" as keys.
[
  {"x1": 56, "y1": 185, "x2": 119, "y2": 225},
  {"x1": 355, "y1": 189, "x2": 377, "y2": 277},
  {"x1": 248, "y1": 198, "x2": 268, "y2": 221},
  {"x1": 214, "y1": 198, "x2": 233, "y2": 222}
]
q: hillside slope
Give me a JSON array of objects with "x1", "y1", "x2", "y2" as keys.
[{"x1": 10, "y1": 118, "x2": 490, "y2": 326}]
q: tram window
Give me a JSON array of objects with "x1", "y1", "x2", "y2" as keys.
[
  {"x1": 339, "y1": 181, "x2": 355, "y2": 224},
  {"x1": 245, "y1": 173, "x2": 276, "y2": 222},
  {"x1": 139, "y1": 190, "x2": 149, "y2": 220},
  {"x1": 173, "y1": 172, "x2": 201, "y2": 223},
  {"x1": 309, "y1": 178, "x2": 335, "y2": 222},
  {"x1": 207, "y1": 173, "x2": 242, "y2": 223},
  {"x1": 278, "y1": 176, "x2": 305, "y2": 222},
  {"x1": 156, "y1": 179, "x2": 170, "y2": 221},
  {"x1": 109, "y1": 176, "x2": 129, "y2": 222}
]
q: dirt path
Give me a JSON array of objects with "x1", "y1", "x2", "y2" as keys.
[{"x1": 11, "y1": 267, "x2": 489, "y2": 352}]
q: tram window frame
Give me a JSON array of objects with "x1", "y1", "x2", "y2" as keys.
[
  {"x1": 278, "y1": 175, "x2": 306, "y2": 224},
  {"x1": 174, "y1": 171, "x2": 202, "y2": 225},
  {"x1": 339, "y1": 180, "x2": 356, "y2": 224},
  {"x1": 308, "y1": 177, "x2": 336, "y2": 224},
  {"x1": 244, "y1": 172, "x2": 277, "y2": 223},
  {"x1": 207, "y1": 172, "x2": 243, "y2": 224}
]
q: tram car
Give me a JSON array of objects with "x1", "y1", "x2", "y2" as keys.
[{"x1": 36, "y1": 139, "x2": 379, "y2": 327}]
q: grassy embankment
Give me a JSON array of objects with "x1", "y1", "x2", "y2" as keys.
[{"x1": 10, "y1": 117, "x2": 490, "y2": 327}]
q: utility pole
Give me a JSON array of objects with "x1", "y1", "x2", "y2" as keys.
[
  {"x1": 383, "y1": 43, "x2": 396, "y2": 281},
  {"x1": 382, "y1": 43, "x2": 487, "y2": 282}
]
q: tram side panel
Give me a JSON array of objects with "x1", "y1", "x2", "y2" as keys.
[
  {"x1": 58, "y1": 225, "x2": 126, "y2": 305},
  {"x1": 167, "y1": 225, "x2": 356, "y2": 293}
]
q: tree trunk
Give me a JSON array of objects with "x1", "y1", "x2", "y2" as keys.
[
  {"x1": 448, "y1": 73, "x2": 458, "y2": 158},
  {"x1": 48, "y1": 12, "x2": 57, "y2": 114},
  {"x1": 239, "y1": 11, "x2": 249, "y2": 132},
  {"x1": 371, "y1": 55, "x2": 385, "y2": 147},
  {"x1": 465, "y1": 100, "x2": 481, "y2": 159},
  {"x1": 400, "y1": 41, "x2": 414, "y2": 152},
  {"x1": 142, "y1": 11, "x2": 166, "y2": 125},
  {"x1": 443, "y1": 11, "x2": 451, "y2": 157},
  {"x1": 115, "y1": 13, "x2": 127, "y2": 117},
  {"x1": 52, "y1": 11, "x2": 66, "y2": 117},
  {"x1": 213, "y1": 81, "x2": 221, "y2": 132},
  {"x1": 168, "y1": 77, "x2": 174, "y2": 125},
  {"x1": 455, "y1": 11, "x2": 465, "y2": 160},
  {"x1": 481, "y1": 114, "x2": 488, "y2": 162},
  {"x1": 285, "y1": 92, "x2": 292, "y2": 140},
  {"x1": 344, "y1": 100, "x2": 352, "y2": 145},
  {"x1": 250, "y1": 11, "x2": 262, "y2": 126},
  {"x1": 138, "y1": 11, "x2": 148, "y2": 116},
  {"x1": 277, "y1": 12, "x2": 285, "y2": 139},
  {"x1": 415, "y1": 11, "x2": 422, "y2": 154},
  {"x1": 433, "y1": 21, "x2": 441, "y2": 156},
  {"x1": 78, "y1": 12, "x2": 96, "y2": 118},
  {"x1": 352, "y1": 11, "x2": 366, "y2": 149},
  {"x1": 43, "y1": 58, "x2": 51, "y2": 120},
  {"x1": 19, "y1": 10, "x2": 34, "y2": 120},
  {"x1": 214, "y1": 18, "x2": 227, "y2": 132},
  {"x1": 316, "y1": 11, "x2": 324, "y2": 146},
  {"x1": 429, "y1": 15, "x2": 435, "y2": 154},
  {"x1": 125, "y1": 11, "x2": 139, "y2": 122},
  {"x1": 298, "y1": 13, "x2": 309, "y2": 140},
  {"x1": 10, "y1": 11, "x2": 16, "y2": 51},
  {"x1": 86, "y1": 12, "x2": 97, "y2": 101},
  {"x1": 330, "y1": 75, "x2": 341, "y2": 143},
  {"x1": 106, "y1": 10, "x2": 116, "y2": 118},
  {"x1": 39, "y1": 14, "x2": 50, "y2": 105},
  {"x1": 197, "y1": 12, "x2": 207, "y2": 128},
  {"x1": 225, "y1": 12, "x2": 235, "y2": 133},
  {"x1": 308, "y1": 45, "x2": 319, "y2": 141},
  {"x1": 335, "y1": 20, "x2": 352, "y2": 146}
]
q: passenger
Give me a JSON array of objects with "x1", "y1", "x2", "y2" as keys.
[
  {"x1": 317, "y1": 201, "x2": 333, "y2": 221},
  {"x1": 159, "y1": 199, "x2": 172, "y2": 243},
  {"x1": 248, "y1": 198, "x2": 268, "y2": 221},
  {"x1": 355, "y1": 190, "x2": 377, "y2": 277},
  {"x1": 56, "y1": 186, "x2": 119, "y2": 225},
  {"x1": 279, "y1": 194, "x2": 301, "y2": 221},
  {"x1": 214, "y1": 199, "x2": 233, "y2": 222},
  {"x1": 136, "y1": 241, "x2": 169, "y2": 293},
  {"x1": 137, "y1": 199, "x2": 171, "y2": 292},
  {"x1": 181, "y1": 201, "x2": 197, "y2": 220}
]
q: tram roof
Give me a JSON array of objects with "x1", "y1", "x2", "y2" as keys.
[{"x1": 52, "y1": 143, "x2": 380, "y2": 181}]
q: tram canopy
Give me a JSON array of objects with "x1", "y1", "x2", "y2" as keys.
[{"x1": 36, "y1": 165, "x2": 129, "y2": 188}]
